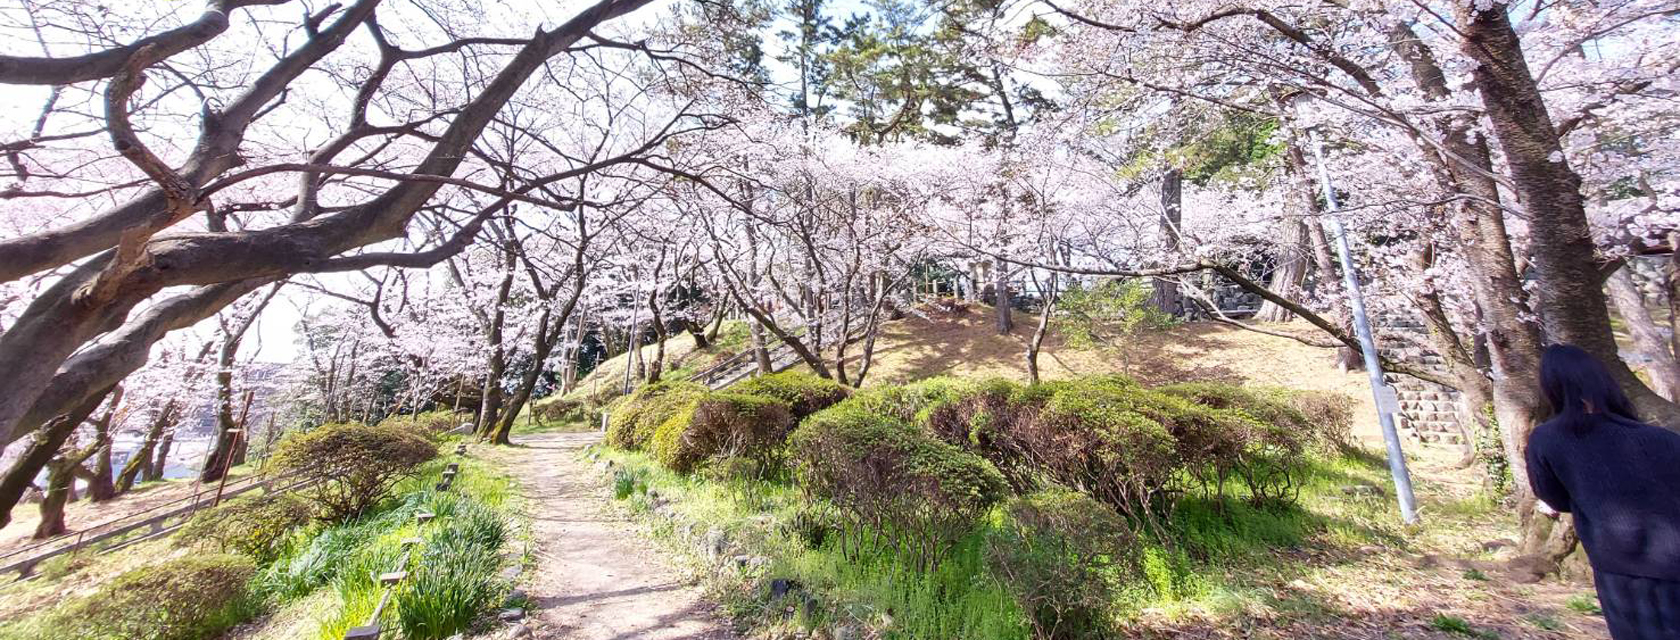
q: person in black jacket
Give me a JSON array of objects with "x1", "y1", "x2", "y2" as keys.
[{"x1": 1527, "y1": 344, "x2": 1680, "y2": 639}]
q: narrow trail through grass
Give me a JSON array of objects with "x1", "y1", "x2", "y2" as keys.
[{"x1": 483, "y1": 431, "x2": 736, "y2": 639}]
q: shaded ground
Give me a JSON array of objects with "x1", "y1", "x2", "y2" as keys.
[
  {"x1": 483, "y1": 431, "x2": 736, "y2": 640},
  {"x1": 0, "y1": 465, "x2": 256, "y2": 559}
]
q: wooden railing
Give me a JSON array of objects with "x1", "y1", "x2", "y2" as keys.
[{"x1": 0, "y1": 470, "x2": 309, "y2": 580}]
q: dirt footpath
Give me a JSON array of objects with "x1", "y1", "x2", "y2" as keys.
[{"x1": 486, "y1": 431, "x2": 735, "y2": 640}]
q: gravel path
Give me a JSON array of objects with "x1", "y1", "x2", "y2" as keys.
[{"x1": 488, "y1": 431, "x2": 735, "y2": 640}]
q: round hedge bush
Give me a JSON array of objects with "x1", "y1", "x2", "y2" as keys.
[
  {"x1": 269, "y1": 421, "x2": 437, "y2": 521},
  {"x1": 791, "y1": 403, "x2": 1007, "y2": 568},
  {"x1": 649, "y1": 391, "x2": 794, "y2": 474},
  {"x1": 24, "y1": 553, "x2": 256, "y2": 640},
  {"x1": 729, "y1": 371, "x2": 851, "y2": 420},
  {"x1": 178, "y1": 492, "x2": 313, "y2": 562},
  {"x1": 604, "y1": 381, "x2": 707, "y2": 450},
  {"x1": 987, "y1": 489, "x2": 1139, "y2": 640}
]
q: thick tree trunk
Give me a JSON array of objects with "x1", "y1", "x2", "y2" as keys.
[
  {"x1": 147, "y1": 428, "x2": 174, "y2": 483},
  {"x1": 686, "y1": 318, "x2": 712, "y2": 350},
  {"x1": 0, "y1": 390, "x2": 109, "y2": 530},
  {"x1": 492, "y1": 306, "x2": 565, "y2": 445},
  {"x1": 1607, "y1": 266, "x2": 1680, "y2": 400},
  {"x1": 1255, "y1": 218, "x2": 1309, "y2": 322},
  {"x1": 1387, "y1": 15, "x2": 1565, "y2": 567},
  {"x1": 562, "y1": 311, "x2": 585, "y2": 394},
  {"x1": 115, "y1": 400, "x2": 174, "y2": 494},
  {"x1": 86, "y1": 435, "x2": 116, "y2": 502},
  {"x1": 749, "y1": 318, "x2": 772, "y2": 373},
  {"x1": 1456, "y1": 5, "x2": 1680, "y2": 429},
  {"x1": 646, "y1": 289, "x2": 667, "y2": 384},
  {"x1": 994, "y1": 258, "x2": 1013, "y2": 334},
  {"x1": 230, "y1": 390, "x2": 253, "y2": 466},
  {"x1": 1152, "y1": 168, "x2": 1184, "y2": 316},
  {"x1": 83, "y1": 386, "x2": 123, "y2": 501},
  {"x1": 34, "y1": 459, "x2": 76, "y2": 539}
]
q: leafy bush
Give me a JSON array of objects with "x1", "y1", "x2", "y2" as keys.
[
  {"x1": 1280, "y1": 389, "x2": 1355, "y2": 451},
  {"x1": 23, "y1": 553, "x2": 256, "y2": 640},
  {"x1": 378, "y1": 410, "x2": 469, "y2": 440},
  {"x1": 987, "y1": 490, "x2": 1139, "y2": 640},
  {"x1": 270, "y1": 421, "x2": 438, "y2": 521},
  {"x1": 179, "y1": 492, "x2": 314, "y2": 562},
  {"x1": 532, "y1": 397, "x2": 583, "y2": 423},
  {"x1": 1157, "y1": 383, "x2": 1352, "y2": 503},
  {"x1": 604, "y1": 381, "x2": 707, "y2": 450},
  {"x1": 650, "y1": 392, "x2": 795, "y2": 474},
  {"x1": 729, "y1": 371, "x2": 851, "y2": 420},
  {"x1": 702, "y1": 455, "x2": 761, "y2": 484},
  {"x1": 1052, "y1": 279, "x2": 1176, "y2": 351},
  {"x1": 843, "y1": 376, "x2": 977, "y2": 425},
  {"x1": 791, "y1": 403, "x2": 1007, "y2": 570},
  {"x1": 1000, "y1": 379, "x2": 1184, "y2": 523}
]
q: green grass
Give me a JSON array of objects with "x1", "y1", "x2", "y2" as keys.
[
  {"x1": 1430, "y1": 613, "x2": 1500, "y2": 638},
  {"x1": 248, "y1": 454, "x2": 521, "y2": 640},
  {"x1": 1565, "y1": 592, "x2": 1602, "y2": 616},
  {"x1": 1525, "y1": 612, "x2": 1561, "y2": 631},
  {"x1": 593, "y1": 441, "x2": 1401, "y2": 637}
]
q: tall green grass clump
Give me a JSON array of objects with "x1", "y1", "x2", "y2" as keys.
[{"x1": 395, "y1": 500, "x2": 509, "y2": 639}]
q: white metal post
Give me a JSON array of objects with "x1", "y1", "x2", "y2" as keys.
[{"x1": 1308, "y1": 132, "x2": 1420, "y2": 524}]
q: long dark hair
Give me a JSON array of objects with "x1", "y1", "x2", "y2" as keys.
[{"x1": 1539, "y1": 344, "x2": 1642, "y2": 431}]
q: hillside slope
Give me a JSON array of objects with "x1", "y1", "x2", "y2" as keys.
[{"x1": 558, "y1": 305, "x2": 1389, "y2": 444}]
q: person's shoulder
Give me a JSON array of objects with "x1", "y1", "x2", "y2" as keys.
[{"x1": 1530, "y1": 417, "x2": 1569, "y2": 440}]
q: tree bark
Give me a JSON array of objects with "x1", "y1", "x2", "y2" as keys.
[
  {"x1": 1152, "y1": 168, "x2": 1184, "y2": 315},
  {"x1": 0, "y1": 389, "x2": 111, "y2": 530},
  {"x1": 994, "y1": 258, "x2": 1014, "y2": 334},
  {"x1": 34, "y1": 459, "x2": 76, "y2": 539},
  {"x1": 475, "y1": 246, "x2": 518, "y2": 439},
  {"x1": 1255, "y1": 217, "x2": 1309, "y2": 322},
  {"x1": 148, "y1": 427, "x2": 174, "y2": 483},
  {"x1": 1606, "y1": 266, "x2": 1680, "y2": 400},
  {"x1": 1455, "y1": 5, "x2": 1680, "y2": 429},
  {"x1": 116, "y1": 400, "x2": 175, "y2": 493},
  {"x1": 1027, "y1": 274, "x2": 1058, "y2": 384}
]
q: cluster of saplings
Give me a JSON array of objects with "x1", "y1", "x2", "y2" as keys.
[
  {"x1": 5, "y1": 413, "x2": 510, "y2": 640},
  {"x1": 606, "y1": 372, "x2": 1352, "y2": 639}
]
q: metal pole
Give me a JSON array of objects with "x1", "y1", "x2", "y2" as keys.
[{"x1": 1308, "y1": 132, "x2": 1420, "y2": 525}]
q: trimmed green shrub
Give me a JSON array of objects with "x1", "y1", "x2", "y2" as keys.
[
  {"x1": 729, "y1": 371, "x2": 851, "y2": 420},
  {"x1": 1002, "y1": 379, "x2": 1183, "y2": 522},
  {"x1": 1157, "y1": 383, "x2": 1353, "y2": 503},
  {"x1": 604, "y1": 381, "x2": 707, "y2": 450},
  {"x1": 378, "y1": 410, "x2": 469, "y2": 440},
  {"x1": 178, "y1": 492, "x2": 313, "y2": 562},
  {"x1": 987, "y1": 490, "x2": 1139, "y2": 640},
  {"x1": 841, "y1": 376, "x2": 977, "y2": 425},
  {"x1": 22, "y1": 553, "x2": 256, "y2": 640},
  {"x1": 270, "y1": 421, "x2": 438, "y2": 521},
  {"x1": 791, "y1": 403, "x2": 1008, "y2": 570},
  {"x1": 650, "y1": 392, "x2": 794, "y2": 474}
]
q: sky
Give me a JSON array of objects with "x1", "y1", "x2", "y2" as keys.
[{"x1": 0, "y1": 0, "x2": 926, "y2": 366}]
